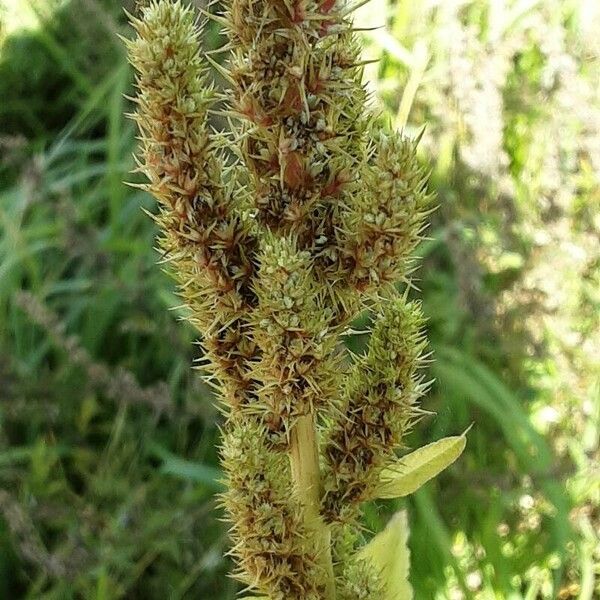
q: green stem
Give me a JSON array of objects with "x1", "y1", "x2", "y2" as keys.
[{"x1": 289, "y1": 414, "x2": 336, "y2": 599}]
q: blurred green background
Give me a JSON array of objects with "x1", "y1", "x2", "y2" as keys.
[{"x1": 0, "y1": 0, "x2": 598, "y2": 598}]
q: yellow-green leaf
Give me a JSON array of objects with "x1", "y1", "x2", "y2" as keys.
[
  {"x1": 358, "y1": 510, "x2": 412, "y2": 600},
  {"x1": 374, "y1": 435, "x2": 466, "y2": 500}
]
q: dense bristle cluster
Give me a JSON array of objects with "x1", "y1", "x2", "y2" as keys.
[
  {"x1": 252, "y1": 235, "x2": 338, "y2": 437},
  {"x1": 127, "y1": 2, "x2": 255, "y2": 307},
  {"x1": 322, "y1": 298, "x2": 428, "y2": 523},
  {"x1": 225, "y1": 0, "x2": 371, "y2": 295},
  {"x1": 333, "y1": 525, "x2": 385, "y2": 599},
  {"x1": 341, "y1": 132, "x2": 434, "y2": 291},
  {"x1": 127, "y1": 1, "x2": 434, "y2": 597},
  {"x1": 127, "y1": 1, "x2": 259, "y2": 410},
  {"x1": 221, "y1": 420, "x2": 326, "y2": 598},
  {"x1": 337, "y1": 559, "x2": 385, "y2": 600}
]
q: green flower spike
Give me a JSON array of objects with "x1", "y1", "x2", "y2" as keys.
[{"x1": 126, "y1": 1, "x2": 465, "y2": 598}]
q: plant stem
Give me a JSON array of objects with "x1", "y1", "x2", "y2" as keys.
[{"x1": 289, "y1": 413, "x2": 336, "y2": 599}]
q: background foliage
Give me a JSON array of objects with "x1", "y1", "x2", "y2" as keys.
[{"x1": 0, "y1": 0, "x2": 598, "y2": 598}]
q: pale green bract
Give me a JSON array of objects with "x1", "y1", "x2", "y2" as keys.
[
  {"x1": 358, "y1": 510, "x2": 412, "y2": 600},
  {"x1": 373, "y1": 435, "x2": 466, "y2": 500}
]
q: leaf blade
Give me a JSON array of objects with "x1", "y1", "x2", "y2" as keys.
[
  {"x1": 374, "y1": 435, "x2": 466, "y2": 500},
  {"x1": 357, "y1": 510, "x2": 413, "y2": 600}
]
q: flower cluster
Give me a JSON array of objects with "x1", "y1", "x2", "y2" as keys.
[
  {"x1": 321, "y1": 297, "x2": 428, "y2": 524},
  {"x1": 127, "y1": 1, "x2": 434, "y2": 597}
]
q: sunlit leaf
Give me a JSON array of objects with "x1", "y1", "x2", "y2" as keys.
[
  {"x1": 373, "y1": 435, "x2": 466, "y2": 500},
  {"x1": 358, "y1": 510, "x2": 412, "y2": 600}
]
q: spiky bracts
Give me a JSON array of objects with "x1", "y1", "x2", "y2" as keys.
[
  {"x1": 252, "y1": 235, "x2": 339, "y2": 438},
  {"x1": 127, "y1": 1, "x2": 259, "y2": 410},
  {"x1": 221, "y1": 420, "x2": 327, "y2": 599},
  {"x1": 126, "y1": 1, "x2": 435, "y2": 598},
  {"x1": 340, "y1": 131, "x2": 434, "y2": 292},
  {"x1": 128, "y1": 4, "x2": 336, "y2": 597},
  {"x1": 331, "y1": 524, "x2": 386, "y2": 598},
  {"x1": 127, "y1": 2, "x2": 256, "y2": 309},
  {"x1": 337, "y1": 559, "x2": 385, "y2": 600},
  {"x1": 321, "y1": 297, "x2": 428, "y2": 524},
  {"x1": 224, "y1": 1, "x2": 371, "y2": 297}
]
